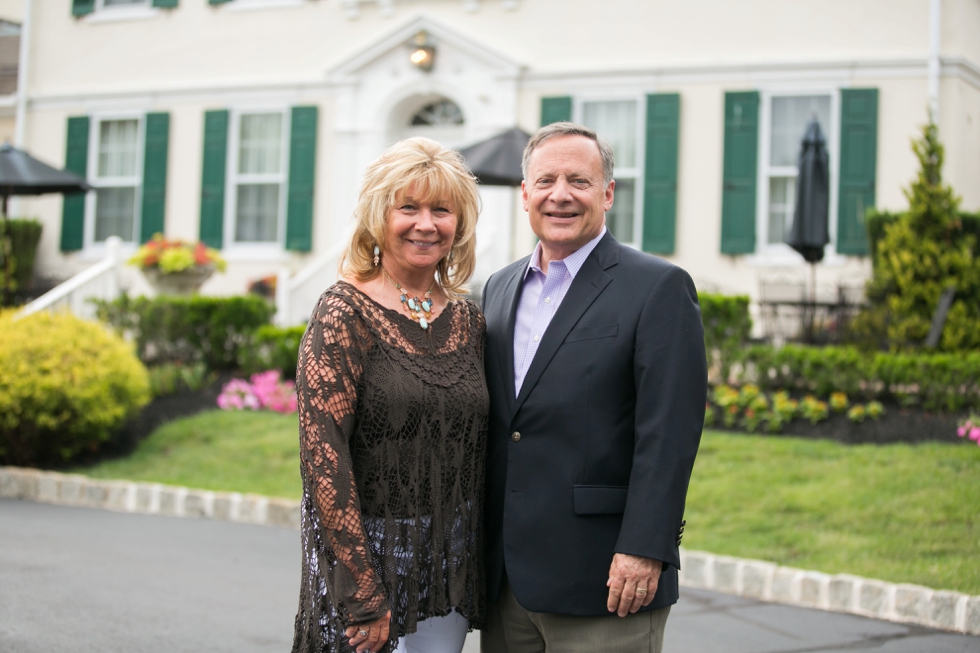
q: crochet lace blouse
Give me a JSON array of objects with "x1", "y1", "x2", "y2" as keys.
[{"x1": 291, "y1": 281, "x2": 488, "y2": 653}]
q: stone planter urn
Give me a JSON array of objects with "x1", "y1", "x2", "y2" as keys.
[{"x1": 142, "y1": 264, "x2": 215, "y2": 296}]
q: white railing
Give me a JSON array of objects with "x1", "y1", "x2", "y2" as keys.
[
  {"x1": 275, "y1": 241, "x2": 347, "y2": 327},
  {"x1": 18, "y1": 236, "x2": 124, "y2": 321}
]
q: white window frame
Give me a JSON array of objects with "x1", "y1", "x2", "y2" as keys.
[
  {"x1": 221, "y1": 0, "x2": 306, "y2": 12},
  {"x1": 86, "y1": 0, "x2": 158, "y2": 23},
  {"x1": 223, "y1": 106, "x2": 291, "y2": 259},
  {"x1": 83, "y1": 112, "x2": 144, "y2": 255},
  {"x1": 574, "y1": 94, "x2": 645, "y2": 249},
  {"x1": 752, "y1": 87, "x2": 843, "y2": 266}
]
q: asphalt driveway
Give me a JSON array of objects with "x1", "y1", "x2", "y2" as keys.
[{"x1": 1, "y1": 499, "x2": 977, "y2": 653}]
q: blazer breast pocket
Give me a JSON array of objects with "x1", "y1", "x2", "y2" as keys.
[
  {"x1": 564, "y1": 323, "x2": 618, "y2": 344},
  {"x1": 573, "y1": 485, "x2": 629, "y2": 515}
]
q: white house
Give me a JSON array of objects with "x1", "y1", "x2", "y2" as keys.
[{"x1": 7, "y1": 0, "x2": 980, "y2": 327}]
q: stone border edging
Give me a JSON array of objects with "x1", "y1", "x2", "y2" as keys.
[
  {"x1": 678, "y1": 549, "x2": 980, "y2": 636},
  {"x1": 0, "y1": 466, "x2": 301, "y2": 530},
  {"x1": 2, "y1": 466, "x2": 978, "y2": 636}
]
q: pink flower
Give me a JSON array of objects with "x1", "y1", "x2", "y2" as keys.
[
  {"x1": 970, "y1": 427, "x2": 980, "y2": 442},
  {"x1": 958, "y1": 427, "x2": 968, "y2": 437},
  {"x1": 217, "y1": 379, "x2": 260, "y2": 411},
  {"x1": 249, "y1": 370, "x2": 298, "y2": 414}
]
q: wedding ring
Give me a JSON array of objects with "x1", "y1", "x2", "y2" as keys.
[
  {"x1": 358, "y1": 629, "x2": 368, "y2": 637},
  {"x1": 636, "y1": 588, "x2": 648, "y2": 595}
]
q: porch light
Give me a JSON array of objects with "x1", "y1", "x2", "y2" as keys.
[{"x1": 408, "y1": 31, "x2": 436, "y2": 72}]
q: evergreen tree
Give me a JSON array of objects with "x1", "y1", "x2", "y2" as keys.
[{"x1": 862, "y1": 121, "x2": 980, "y2": 351}]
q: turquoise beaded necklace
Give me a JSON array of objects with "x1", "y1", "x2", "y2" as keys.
[{"x1": 382, "y1": 268, "x2": 435, "y2": 330}]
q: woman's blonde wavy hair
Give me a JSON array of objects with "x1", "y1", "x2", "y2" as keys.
[{"x1": 340, "y1": 137, "x2": 480, "y2": 300}]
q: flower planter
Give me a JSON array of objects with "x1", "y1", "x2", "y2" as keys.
[{"x1": 142, "y1": 265, "x2": 215, "y2": 296}]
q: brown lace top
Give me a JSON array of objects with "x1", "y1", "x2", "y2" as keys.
[{"x1": 291, "y1": 281, "x2": 488, "y2": 653}]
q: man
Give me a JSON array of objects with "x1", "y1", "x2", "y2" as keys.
[{"x1": 481, "y1": 122, "x2": 707, "y2": 653}]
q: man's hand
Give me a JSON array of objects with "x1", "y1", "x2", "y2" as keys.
[
  {"x1": 606, "y1": 553, "x2": 662, "y2": 617},
  {"x1": 345, "y1": 610, "x2": 391, "y2": 653}
]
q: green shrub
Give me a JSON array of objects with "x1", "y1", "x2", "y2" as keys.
[
  {"x1": 147, "y1": 361, "x2": 214, "y2": 399},
  {"x1": 0, "y1": 218, "x2": 43, "y2": 304},
  {"x1": 239, "y1": 324, "x2": 305, "y2": 379},
  {"x1": 730, "y1": 344, "x2": 980, "y2": 412},
  {"x1": 93, "y1": 294, "x2": 275, "y2": 371},
  {"x1": 860, "y1": 122, "x2": 980, "y2": 351},
  {"x1": 0, "y1": 310, "x2": 150, "y2": 466},
  {"x1": 699, "y1": 292, "x2": 752, "y2": 378}
]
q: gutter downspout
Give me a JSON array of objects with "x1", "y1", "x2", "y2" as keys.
[
  {"x1": 10, "y1": 0, "x2": 32, "y2": 217},
  {"x1": 928, "y1": 0, "x2": 942, "y2": 122}
]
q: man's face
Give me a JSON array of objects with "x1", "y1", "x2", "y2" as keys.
[{"x1": 522, "y1": 134, "x2": 614, "y2": 261}]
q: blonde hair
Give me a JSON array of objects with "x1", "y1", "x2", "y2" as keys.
[{"x1": 340, "y1": 137, "x2": 480, "y2": 299}]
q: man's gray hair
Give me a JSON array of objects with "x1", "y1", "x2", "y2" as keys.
[{"x1": 521, "y1": 121, "x2": 616, "y2": 185}]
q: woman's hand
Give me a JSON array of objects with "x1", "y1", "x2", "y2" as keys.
[{"x1": 346, "y1": 610, "x2": 391, "y2": 653}]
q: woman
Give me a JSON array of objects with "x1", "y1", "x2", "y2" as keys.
[{"x1": 292, "y1": 137, "x2": 487, "y2": 653}]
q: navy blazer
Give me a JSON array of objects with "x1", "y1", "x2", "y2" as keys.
[{"x1": 482, "y1": 231, "x2": 707, "y2": 615}]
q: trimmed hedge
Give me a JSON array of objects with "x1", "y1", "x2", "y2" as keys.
[
  {"x1": 729, "y1": 344, "x2": 980, "y2": 412},
  {"x1": 699, "y1": 292, "x2": 752, "y2": 377},
  {"x1": 94, "y1": 294, "x2": 275, "y2": 371},
  {"x1": 0, "y1": 218, "x2": 43, "y2": 304},
  {"x1": 239, "y1": 324, "x2": 306, "y2": 379},
  {"x1": 0, "y1": 310, "x2": 150, "y2": 466}
]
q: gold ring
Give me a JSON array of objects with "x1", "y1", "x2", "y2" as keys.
[{"x1": 636, "y1": 588, "x2": 648, "y2": 595}]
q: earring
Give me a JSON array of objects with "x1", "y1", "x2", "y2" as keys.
[{"x1": 373, "y1": 246, "x2": 380, "y2": 267}]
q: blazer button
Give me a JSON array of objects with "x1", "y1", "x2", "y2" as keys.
[{"x1": 511, "y1": 431, "x2": 521, "y2": 442}]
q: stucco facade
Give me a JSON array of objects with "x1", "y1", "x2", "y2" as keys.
[{"x1": 11, "y1": 0, "x2": 980, "y2": 326}]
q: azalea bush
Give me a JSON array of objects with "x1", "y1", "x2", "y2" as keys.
[
  {"x1": 957, "y1": 414, "x2": 980, "y2": 447},
  {"x1": 128, "y1": 233, "x2": 227, "y2": 274},
  {"x1": 217, "y1": 370, "x2": 296, "y2": 414}
]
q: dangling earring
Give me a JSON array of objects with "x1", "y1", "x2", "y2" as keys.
[{"x1": 373, "y1": 246, "x2": 380, "y2": 267}]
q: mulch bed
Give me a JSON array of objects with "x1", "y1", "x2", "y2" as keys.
[{"x1": 776, "y1": 401, "x2": 968, "y2": 445}]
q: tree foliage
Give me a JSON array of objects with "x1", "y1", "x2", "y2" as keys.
[{"x1": 857, "y1": 122, "x2": 980, "y2": 351}]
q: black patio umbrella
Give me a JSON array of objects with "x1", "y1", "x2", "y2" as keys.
[
  {"x1": 0, "y1": 142, "x2": 91, "y2": 214},
  {"x1": 0, "y1": 142, "x2": 91, "y2": 302},
  {"x1": 785, "y1": 119, "x2": 830, "y2": 341},
  {"x1": 785, "y1": 119, "x2": 830, "y2": 264},
  {"x1": 457, "y1": 127, "x2": 531, "y2": 186}
]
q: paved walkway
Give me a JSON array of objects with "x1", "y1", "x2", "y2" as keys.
[{"x1": 2, "y1": 499, "x2": 978, "y2": 653}]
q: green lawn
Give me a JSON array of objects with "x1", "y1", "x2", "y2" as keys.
[
  {"x1": 74, "y1": 412, "x2": 980, "y2": 594},
  {"x1": 77, "y1": 410, "x2": 302, "y2": 500},
  {"x1": 686, "y1": 431, "x2": 980, "y2": 595}
]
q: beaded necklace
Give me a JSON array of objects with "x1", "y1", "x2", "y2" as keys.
[{"x1": 382, "y1": 268, "x2": 435, "y2": 330}]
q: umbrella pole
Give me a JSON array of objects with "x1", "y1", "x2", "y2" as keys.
[{"x1": 806, "y1": 262, "x2": 817, "y2": 343}]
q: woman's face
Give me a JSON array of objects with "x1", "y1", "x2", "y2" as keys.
[{"x1": 382, "y1": 186, "x2": 458, "y2": 282}]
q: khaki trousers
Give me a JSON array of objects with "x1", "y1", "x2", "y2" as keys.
[{"x1": 481, "y1": 577, "x2": 670, "y2": 653}]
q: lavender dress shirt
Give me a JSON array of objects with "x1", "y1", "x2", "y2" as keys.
[{"x1": 512, "y1": 227, "x2": 607, "y2": 396}]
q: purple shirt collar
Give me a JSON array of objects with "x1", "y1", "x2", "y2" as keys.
[{"x1": 523, "y1": 226, "x2": 607, "y2": 282}]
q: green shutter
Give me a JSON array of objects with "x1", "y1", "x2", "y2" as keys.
[
  {"x1": 540, "y1": 96, "x2": 572, "y2": 126},
  {"x1": 286, "y1": 106, "x2": 318, "y2": 253},
  {"x1": 837, "y1": 88, "x2": 878, "y2": 256},
  {"x1": 140, "y1": 113, "x2": 169, "y2": 244},
  {"x1": 208, "y1": 0, "x2": 232, "y2": 5},
  {"x1": 152, "y1": 0, "x2": 178, "y2": 7},
  {"x1": 72, "y1": 0, "x2": 94, "y2": 16},
  {"x1": 720, "y1": 91, "x2": 760, "y2": 255},
  {"x1": 642, "y1": 93, "x2": 680, "y2": 254},
  {"x1": 60, "y1": 116, "x2": 89, "y2": 252},
  {"x1": 199, "y1": 110, "x2": 229, "y2": 249}
]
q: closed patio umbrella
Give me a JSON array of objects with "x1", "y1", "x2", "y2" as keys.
[
  {"x1": 786, "y1": 119, "x2": 830, "y2": 265},
  {"x1": 457, "y1": 127, "x2": 531, "y2": 187},
  {"x1": 785, "y1": 119, "x2": 830, "y2": 341}
]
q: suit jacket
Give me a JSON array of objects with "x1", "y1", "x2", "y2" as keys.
[{"x1": 482, "y1": 231, "x2": 707, "y2": 616}]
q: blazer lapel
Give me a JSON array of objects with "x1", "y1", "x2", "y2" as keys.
[
  {"x1": 494, "y1": 261, "x2": 526, "y2": 419},
  {"x1": 513, "y1": 235, "x2": 619, "y2": 414}
]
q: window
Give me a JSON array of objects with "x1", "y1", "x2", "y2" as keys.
[
  {"x1": 761, "y1": 94, "x2": 834, "y2": 251},
  {"x1": 411, "y1": 100, "x2": 464, "y2": 126},
  {"x1": 90, "y1": 118, "x2": 142, "y2": 244},
  {"x1": 580, "y1": 99, "x2": 639, "y2": 245},
  {"x1": 227, "y1": 111, "x2": 289, "y2": 246},
  {"x1": 100, "y1": 0, "x2": 148, "y2": 6}
]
